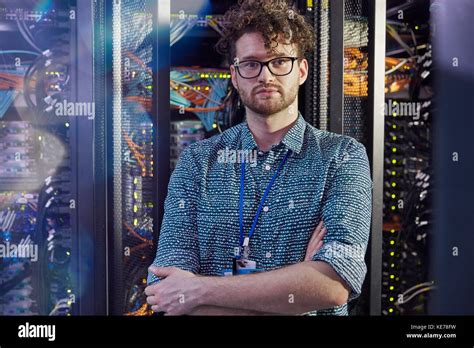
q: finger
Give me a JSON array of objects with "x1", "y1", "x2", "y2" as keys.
[
  {"x1": 315, "y1": 240, "x2": 323, "y2": 251},
  {"x1": 305, "y1": 238, "x2": 319, "y2": 260},
  {"x1": 313, "y1": 220, "x2": 325, "y2": 237},
  {"x1": 317, "y1": 225, "x2": 327, "y2": 237},
  {"x1": 144, "y1": 285, "x2": 156, "y2": 296},
  {"x1": 309, "y1": 224, "x2": 326, "y2": 246},
  {"x1": 306, "y1": 231, "x2": 326, "y2": 256},
  {"x1": 151, "y1": 305, "x2": 160, "y2": 312},
  {"x1": 308, "y1": 223, "x2": 323, "y2": 245},
  {"x1": 306, "y1": 240, "x2": 320, "y2": 257},
  {"x1": 148, "y1": 266, "x2": 175, "y2": 277},
  {"x1": 314, "y1": 220, "x2": 323, "y2": 233},
  {"x1": 305, "y1": 239, "x2": 324, "y2": 261},
  {"x1": 146, "y1": 295, "x2": 158, "y2": 305},
  {"x1": 314, "y1": 227, "x2": 327, "y2": 244},
  {"x1": 317, "y1": 227, "x2": 327, "y2": 240},
  {"x1": 144, "y1": 283, "x2": 160, "y2": 296}
]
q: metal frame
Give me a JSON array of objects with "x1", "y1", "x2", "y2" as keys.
[
  {"x1": 328, "y1": 0, "x2": 386, "y2": 315},
  {"x1": 367, "y1": 0, "x2": 386, "y2": 316},
  {"x1": 154, "y1": 0, "x2": 171, "y2": 242},
  {"x1": 75, "y1": 0, "x2": 108, "y2": 315},
  {"x1": 105, "y1": 0, "x2": 171, "y2": 315},
  {"x1": 105, "y1": 0, "x2": 123, "y2": 315},
  {"x1": 92, "y1": 0, "x2": 109, "y2": 315},
  {"x1": 329, "y1": 0, "x2": 344, "y2": 134}
]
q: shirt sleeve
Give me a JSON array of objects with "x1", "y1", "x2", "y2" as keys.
[
  {"x1": 312, "y1": 138, "x2": 373, "y2": 302},
  {"x1": 147, "y1": 146, "x2": 201, "y2": 285}
]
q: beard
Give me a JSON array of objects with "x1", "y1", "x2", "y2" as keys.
[{"x1": 239, "y1": 80, "x2": 299, "y2": 116}]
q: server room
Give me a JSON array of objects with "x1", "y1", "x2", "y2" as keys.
[{"x1": 0, "y1": 0, "x2": 473, "y2": 318}]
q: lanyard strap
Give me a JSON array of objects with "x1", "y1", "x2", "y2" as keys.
[{"x1": 239, "y1": 149, "x2": 292, "y2": 248}]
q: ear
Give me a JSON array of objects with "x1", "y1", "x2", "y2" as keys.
[
  {"x1": 298, "y1": 58, "x2": 309, "y2": 85},
  {"x1": 230, "y1": 64, "x2": 239, "y2": 91}
]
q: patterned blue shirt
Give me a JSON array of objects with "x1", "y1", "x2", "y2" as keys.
[{"x1": 148, "y1": 112, "x2": 373, "y2": 315}]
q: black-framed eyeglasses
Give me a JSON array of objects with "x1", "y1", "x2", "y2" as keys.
[{"x1": 234, "y1": 57, "x2": 300, "y2": 79}]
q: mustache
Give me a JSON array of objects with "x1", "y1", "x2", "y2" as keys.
[{"x1": 253, "y1": 84, "x2": 281, "y2": 94}]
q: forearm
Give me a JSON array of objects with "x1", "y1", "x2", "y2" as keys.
[{"x1": 196, "y1": 261, "x2": 346, "y2": 315}]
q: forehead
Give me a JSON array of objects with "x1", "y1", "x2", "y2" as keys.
[{"x1": 235, "y1": 32, "x2": 297, "y2": 60}]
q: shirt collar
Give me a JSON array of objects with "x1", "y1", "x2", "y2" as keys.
[{"x1": 241, "y1": 112, "x2": 306, "y2": 154}]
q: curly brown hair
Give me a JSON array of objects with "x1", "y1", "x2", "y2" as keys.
[{"x1": 216, "y1": 0, "x2": 315, "y2": 64}]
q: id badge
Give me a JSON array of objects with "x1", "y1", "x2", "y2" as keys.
[
  {"x1": 223, "y1": 257, "x2": 263, "y2": 276},
  {"x1": 236, "y1": 258, "x2": 257, "y2": 270}
]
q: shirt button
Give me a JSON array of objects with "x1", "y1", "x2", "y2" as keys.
[
  {"x1": 264, "y1": 164, "x2": 271, "y2": 171},
  {"x1": 263, "y1": 206, "x2": 269, "y2": 212},
  {"x1": 258, "y1": 151, "x2": 264, "y2": 156},
  {"x1": 265, "y1": 252, "x2": 272, "y2": 258}
]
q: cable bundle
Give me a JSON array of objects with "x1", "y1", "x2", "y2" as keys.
[{"x1": 170, "y1": 68, "x2": 231, "y2": 131}]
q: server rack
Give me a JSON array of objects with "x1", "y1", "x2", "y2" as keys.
[
  {"x1": 0, "y1": 0, "x2": 105, "y2": 315},
  {"x1": 382, "y1": 0, "x2": 434, "y2": 316},
  {"x1": 317, "y1": 0, "x2": 386, "y2": 315}
]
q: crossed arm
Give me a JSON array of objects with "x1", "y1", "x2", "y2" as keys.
[
  {"x1": 145, "y1": 259, "x2": 350, "y2": 315},
  {"x1": 144, "y1": 221, "x2": 351, "y2": 315}
]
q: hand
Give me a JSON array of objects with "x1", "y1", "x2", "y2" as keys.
[
  {"x1": 304, "y1": 220, "x2": 327, "y2": 261},
  {"x1": 145, "y1": 266, "x2": 202, "y2": 315}
]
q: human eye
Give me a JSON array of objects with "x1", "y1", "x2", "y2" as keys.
[
  {"x1": 272, "y1": 58, "x2": 290, "y2": 66},
  {"x1": 241, "y1": 61, "x2": 260, "y2": 69}
]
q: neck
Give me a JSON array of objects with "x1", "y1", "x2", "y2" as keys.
[{"x1": 245, "y1": 102, "x2": 299, "y2": 152}]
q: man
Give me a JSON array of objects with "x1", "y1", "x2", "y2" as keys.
[{"x1": 145, "y1": 0, "x2": 372, "y2": 315}]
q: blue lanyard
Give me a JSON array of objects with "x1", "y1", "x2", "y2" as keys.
[{"x1": 239, "y1": 149, "x2": 292, "y2": 248}]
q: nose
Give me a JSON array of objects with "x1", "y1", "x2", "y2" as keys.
[{"x1": 257, "y1": 64, "x2": 275, "y2": 84}]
